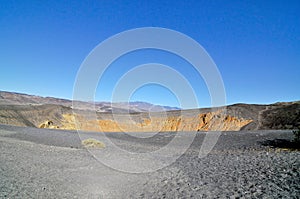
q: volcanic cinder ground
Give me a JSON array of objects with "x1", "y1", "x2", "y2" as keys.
[{"x1": 0, "y1": 124, "x2": 299, "y2": 198}]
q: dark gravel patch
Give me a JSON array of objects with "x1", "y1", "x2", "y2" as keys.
[
  {"x1": 260, "y1": 139, "x2": 300, "y2": 150},
  {"x1": 132, "y1": 148, "x2": 299, "y2": 198}
]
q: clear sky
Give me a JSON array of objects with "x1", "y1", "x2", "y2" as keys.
[{"x1": 1, "y1": 0, "x2": 299, "y2": 108}]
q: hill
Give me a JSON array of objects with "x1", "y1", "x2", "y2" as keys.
[{"x1": 0, "y1": 91, "x2": 299, "y2": 132}]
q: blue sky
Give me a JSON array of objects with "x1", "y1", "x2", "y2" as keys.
[{"x1": 1, "y1": 0, "x2": 299, "y2": 108}]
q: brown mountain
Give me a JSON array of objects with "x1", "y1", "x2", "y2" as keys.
[{"x1": 0, "y1": 91, "x2": 299, "y2": 132}]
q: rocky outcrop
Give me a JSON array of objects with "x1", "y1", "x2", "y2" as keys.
[
  {"x1": 39, "y1": 120, "x2": 59, "y2": 129},
  {"x1": 56, "y1": 111, "x2": 252, "y2": 132}
]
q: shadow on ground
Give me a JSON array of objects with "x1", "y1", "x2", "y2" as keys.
[{"x1": 260, "y1": 139, "x2": 300, "y2": 150}]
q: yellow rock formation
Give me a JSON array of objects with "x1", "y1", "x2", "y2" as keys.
[
  {"x1": 39, "y1": 120, "x2": 59, "y2": 129},
  {"x1": 50, "y1": 111, "x2": 252, "y2": 132}
]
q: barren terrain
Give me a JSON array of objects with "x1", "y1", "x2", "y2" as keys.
[
  {"x1": 0, "y1": 124, "x2": 299, "y2": 198},
  {"x1": 0, "y1": 91, "x2": 299, "y2": 198},
  {"x1": 0, "y1": 91, "x2": 299, "y2": 132}
]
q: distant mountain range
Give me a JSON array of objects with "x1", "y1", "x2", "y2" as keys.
[{"x1": 0, "y1": 91, "x2": 180, "y2": 113}]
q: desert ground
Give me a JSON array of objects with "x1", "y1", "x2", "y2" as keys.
[{"x1": 0, "y1": 124, "x2": 299, "y2": 198}]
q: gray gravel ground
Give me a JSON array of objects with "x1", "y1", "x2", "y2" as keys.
[{"x1": 0, "y1": 124, "x2": 299, "y2": 198}]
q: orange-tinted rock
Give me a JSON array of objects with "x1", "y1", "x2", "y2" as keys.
[
  {"x1": 39, "y1": 120, "x2": 59, "y2": 129},
  {"x1": 57, "y1": 111, "x2": 252, "y2": 132}
]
